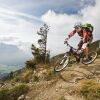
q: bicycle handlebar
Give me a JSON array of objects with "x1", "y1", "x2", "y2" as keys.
[
  {"x1": 65, "y1": 42, "x2": 77, "y2": 53},
  {"x1": 64, "y1": 42, "x2": 71, "y2": 47}
]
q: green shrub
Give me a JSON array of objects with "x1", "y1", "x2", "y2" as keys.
[
  {"x1": 8, "y1": 84, "x2": 29, "y2": 100},
  {"x1": 0, "y1": 89, "x2": 9, "y2": 100},
  {"x1": 21, "y1": 69, "x2": 33, "y2": 83},
  {"x1": 32, "y1": 74, "x2": 39, "y2": 82},
  {"x1": 25, "y1": 60, "x2": 36, "y2": 69},
  {"x1": 44, "y1": 69, "x2": 56, "y2": 81},
  {"x1": 13, "y1": 76, "x2": 21, "y2": 82},
  {"x1": 0, "y1": 84, "x2": 29, "y2": 100}
]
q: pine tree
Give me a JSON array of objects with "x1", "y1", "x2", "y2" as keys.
[{"x1": 31, "y1": 24, "x2": 50, "y2": 63}]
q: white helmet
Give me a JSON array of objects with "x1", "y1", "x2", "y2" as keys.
[{"x1": 74, "y1": 22, "x2": 82, "y2": 28}]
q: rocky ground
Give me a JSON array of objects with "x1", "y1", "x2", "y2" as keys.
[{"x1": 26, "y1": 58, "x2": 100, "y2": 100}]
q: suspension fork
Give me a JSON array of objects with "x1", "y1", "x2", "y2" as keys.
[{"x1": 65, "y1": 52, "x2": 71, "y2": 57}]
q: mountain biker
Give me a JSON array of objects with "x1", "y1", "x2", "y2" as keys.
[{"x1": 64, "y1": 22, "x2": 93, "y2": 62}]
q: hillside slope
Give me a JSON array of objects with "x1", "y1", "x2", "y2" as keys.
[
  {"x1": 0, "y1": 40, "x2": 99, "y2": 100},
  {"x1": 26, "y1": 56, "x2": 100, "y2": 100}
]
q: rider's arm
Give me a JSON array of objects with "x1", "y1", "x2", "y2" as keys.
[{"x1": 65, "y1": 30, "x2": 76, "y2": 41}]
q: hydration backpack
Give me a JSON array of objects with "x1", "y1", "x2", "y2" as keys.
[{"x1": 83, "y1": 23, "x2": 94, "y2": 37}]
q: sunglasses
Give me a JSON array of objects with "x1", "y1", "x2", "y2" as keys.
[
  {"x1": 75, "y1": 27, "x2": 79, "y2": 29},
  {"x1": 75, "y1": 26, "x2": 82, "y2": 30}
]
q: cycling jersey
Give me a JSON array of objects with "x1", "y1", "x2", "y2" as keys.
[{"x1": 67, "y1": 29, "x2": 92, "y2": 43}]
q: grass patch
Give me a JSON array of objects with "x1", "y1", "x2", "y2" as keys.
[
  {"x1": 79, "y1": 80, "x2": 100, "y2": 100},
  {"x1": 13, "y1": 68, "x2": 33, "y2": 83},
  {"x1": 0, "y1": 89, "x2": 9, "y2": 100},
  {"x1": 32, "y1": 74, "x2": 39, "y2": 82},
  {"x1": 44, "y1": 69, "x2": 56, "y2": 81},
  {"x1": 58, "y1": 96, "x2": 65, "y2": 100},
  {"x1": 21, "y1": 68, "x2": 33, "y2": 83}
]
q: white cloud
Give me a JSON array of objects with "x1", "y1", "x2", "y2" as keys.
[
  {"x1": 78, "y1": 0, "x2": 100, "y2": 40},
  {"x1": 0, "y1": 36, "x2": 18, "y2": 42},
  {"x1": 0, "y1": 7, "x2": 43, "y2": 52}
]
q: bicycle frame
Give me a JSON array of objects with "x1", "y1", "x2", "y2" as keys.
[
  {"x1": 65, "y1": 43, "x2": 85, "y2": 63},
  {"x1": 66, "y1": 43, "x2": 77, "y2": 56}
]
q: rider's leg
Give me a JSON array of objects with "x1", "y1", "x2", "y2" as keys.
[
  {"x1": 76, "y1": 39, "x2": 83, "y2": 63},
  {"x1": 84, "y1": 45, "x2": 88, "y2": 59},
  {"x1": 82, "y1": 37, "x2": 93, "y2": 60},
  {"x1": 82, "y1": 43, "x2": 89, "y2": 59},
  {"x1": 77, "y1": 38, "x2": 83, "y2": 50}
]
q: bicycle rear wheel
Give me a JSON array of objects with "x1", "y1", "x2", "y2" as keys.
[
  {"x1": 54, "y1": 56, "x2": 70, "y2": 72},
  {"x1": 82, "y1": 51, "x2": 97, "y2": 65}
]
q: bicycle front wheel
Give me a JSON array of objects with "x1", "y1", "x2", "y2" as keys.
[{"x1": 54, "y1": 56, "x2": 70, "y2": 72}]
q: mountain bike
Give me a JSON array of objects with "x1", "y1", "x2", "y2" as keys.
[{"x1": 54, "y1": 43, "x2": 97, "y2": 72}]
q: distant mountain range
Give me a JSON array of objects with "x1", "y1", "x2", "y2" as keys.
[
  {"x1": 0, "y1": 73, "x2": 9, "y2": 80},
  {"x1": 0, "y1": 43, "x2": 32, "y2": 66},
  {"x1": 0, "y1": 64, "x2": 23, "y2": 79}
]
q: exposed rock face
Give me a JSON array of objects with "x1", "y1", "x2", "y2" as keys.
[
  {"x1": 18, "y1": 95, "x2": 25, "y2": 100},
  {"x1": 18, "y1": 95, "x2": 31, "y2": 100}
]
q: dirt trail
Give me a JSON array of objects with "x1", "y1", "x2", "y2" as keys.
[{"x1": 27, "y1": 58, "x2": 100, "y2": 100}]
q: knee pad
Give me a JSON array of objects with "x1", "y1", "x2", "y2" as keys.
[{"x1": 82, "y1": 43, "x2": 88, "y2": 49}]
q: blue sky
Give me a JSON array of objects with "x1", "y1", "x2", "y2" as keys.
[
  {"x1": 0, "y1": 0, "x2": 95, "y2": 16},
  {"x1": 0, "y1": 0, "x2": 99, "y2": 67}
]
